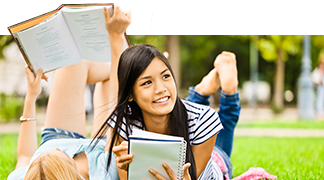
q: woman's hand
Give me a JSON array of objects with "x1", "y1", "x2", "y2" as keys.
[
  {"x1": 113, "y1": 141, "x2": 134, "y2": 171},
  {"x1": 103, "y1": 5, "x2": 131, "y2": 38},
  {"x1": 149, "y1": 163, "x2": 191, "y2": 180},
  {"x1": 16, "y1": 66, "x2": 48, "y2": 169},
  {"x1": 25, "y1": 66, "x2": 48, "y2": 99}
]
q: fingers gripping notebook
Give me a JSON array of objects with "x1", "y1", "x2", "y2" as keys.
[{"x1": 128, "y1": 129, "x2": 187, "y2": 180}]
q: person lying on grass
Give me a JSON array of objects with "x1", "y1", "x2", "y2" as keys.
[
  {"x1": 93, "y1": 39, "x2": 275, "y2": 180},
  {"x1": 92, "y1": 7, "x2": 241, "y2": 179},
  {"x1": 8, "y1": 5, "x2": 131, "y2": 180}
]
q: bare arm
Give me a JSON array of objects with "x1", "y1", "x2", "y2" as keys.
[
  {"x1": 103, "y1": 5, "x2": 131, "y2": 122},
  {"x1": 102, "y1": 5, "x2": 131, "y2": 180},
  {"x1": 103, "y1": 3, "x2": 131, "y2": 149},
  {"x1": 192, "y1": 134, "x2": 217, "y2": 178},
  {"x1": 16, "y1": 67, "x2": 47, "y2": 169}
]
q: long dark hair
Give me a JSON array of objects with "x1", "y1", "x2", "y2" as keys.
[{"x1": 93, "y1": 44, "x2": 197, "y2": 179}]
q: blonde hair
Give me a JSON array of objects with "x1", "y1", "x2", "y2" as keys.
[{"x1": 24, "y1": 153, "x2": 83, "y2": 180}]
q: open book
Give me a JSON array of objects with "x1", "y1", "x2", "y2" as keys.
[
  {"x1": 8, "y1": 4, "x2": 130, "y2": 75},
  {"x1": 128, "y1": 129, "x2": 187, "y2": 180}
]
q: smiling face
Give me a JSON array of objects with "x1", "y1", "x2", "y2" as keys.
[{"x1": 132, "y1": 57, "x2": 177, "y2": 121}]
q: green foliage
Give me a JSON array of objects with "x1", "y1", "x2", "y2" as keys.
[
  {"x1": 258, "y1": 38, "x2": 277, "y2": 60},
  {"x1": 179, "y1": 35, "x2": 250, "y2": 89},
  {"x1": 311, "y1": 35, "x2": 324, "y2": 68},
  {"x1": 0, "y1": 93, "x2": 24, "y2": 122},
  {"x1": 0, "y1": 35, "x2": 14, "y2": 60},
  {"x1": 258, "y1": 35, "x2": 303, "y2": 62},
  {"x1": 128, "y1": 35, "x2": 166, "y2": 51}
]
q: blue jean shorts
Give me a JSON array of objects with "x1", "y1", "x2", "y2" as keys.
[{"x1": 40, "y1": 127, "x2": 87, "y2": 146}]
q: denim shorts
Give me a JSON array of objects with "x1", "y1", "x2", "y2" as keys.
[{"x1": 40, "y1": 127, "x2": 87, "y2": 146}]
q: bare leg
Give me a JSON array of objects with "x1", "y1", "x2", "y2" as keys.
[
  {"x1": 213, "y1": 51, "x2": 240, "y2": 158},
  {"x1": 214, "y1": 51, "x2": 238, "y2": 95},
  {"x1": 44, "y1": 59, "x2": 111, "y2": 137},
  {"x1": 194, "y1": 68, "x2": 220, "y2": 96},
  {"x1": 193, "y1": 51, "x2": 240, "y2": 156},
  {"x1": 192, "y1": 51, "x2": 240, "y2": 179},
  {"x1": 91, "y1": 80, "x2": 111, "y2": 137},
  {"x1": 194, "y1": 51, "x2": 238, "y2": 96}
]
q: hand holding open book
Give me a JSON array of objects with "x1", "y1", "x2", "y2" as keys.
[
  {"x1": 8, "y1": 4, "x2": 130, "y2": 76},
  {"x1": 115, "y1": 129, "x2": 191, "y2": 180},
  {"x1": 103, "y1": 5, "x2": 131, "y2": 38}
]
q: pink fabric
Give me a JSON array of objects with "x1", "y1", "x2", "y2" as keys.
[
  {"x1": 231, "y1": 167, "x2": 277, "y2": 180},
  {"x1": 211, "y1": 150, "x2": 277, "y2": 180},
  {"x1": 212, "y1": 150, "x2": 230, "y2": 180},
  {"x1": 212, "y1": 150, "x2": 228, "y2": 173}
]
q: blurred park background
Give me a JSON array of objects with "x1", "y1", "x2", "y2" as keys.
[
  {"x1": 1, "y1": 35, "x2": 324, "y2": 121},
  {"x1": 1, "y1": 35, "x2": 324, "y2": 179}
]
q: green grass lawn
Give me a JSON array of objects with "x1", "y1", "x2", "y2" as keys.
[
  {"x1": 0, "y1": 133, "x2": 41, "y2": 180},
  {"x1": 1, "y1": 134, "x2": 323, "y2": 180},
  {"x1": 0, "y1": 134, "x2": 18, "y2": 180},
  {"x1": 231, "y1": 137, "x2": 324, "y2": 179},
  {"x1": 237, "y1": 119, "x2": 324, "y2": 129}
]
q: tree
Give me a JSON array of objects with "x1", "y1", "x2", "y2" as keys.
[
  {"x1": 179, "y1": 35, "x2": 251, "y2": 87},
  {"x1": 257, "y1": 35, "x2": 302, "y2": 111},
  {"x1": 166, "y1": 35, "x2": 180, "y2": 87}
]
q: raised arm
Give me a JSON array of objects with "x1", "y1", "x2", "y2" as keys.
[
  {"x1": 15, "y1": 67, "x2": 47, "y2": 169},
  {"x1": 102, "y1": 5, "x2": 131, "y2": 180},
  {"x1": 103, "y1": 4, "x2": 131, "y2": 147},
  {"x1": 104, "y1": 5, "x2": 131, "y2": 114}
]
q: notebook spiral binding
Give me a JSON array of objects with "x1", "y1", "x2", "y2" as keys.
[{"x1": 177, "y1": 140, "x2": 187, "y2": 180}]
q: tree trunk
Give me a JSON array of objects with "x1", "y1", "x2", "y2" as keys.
[
  {"x1": 166, "y1": 35, "x2": 181, "y2": 88},
  {"x1": 273, "y1": 46, "x2": 285, "y2": 111}
]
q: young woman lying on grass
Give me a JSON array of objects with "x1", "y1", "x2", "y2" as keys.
[
  {"x1": 7, "y1": 5, "x2": 131, "y2": 180},
  {"x1": 94, "y1": 39, "x2": 276, "y2": 180},
  {"x1": 93, "y1": 8, "x2": 242, "y2": 179}
]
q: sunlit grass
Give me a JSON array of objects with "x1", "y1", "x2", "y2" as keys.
[
  {"x1": 0, "y1": 134, "x2": 18, "y2": 180},
  {"x1": 231, "y1": 137, "x2": 324, "y2": 179},
  {"x1": 1, "y1": 134, "x2": 324, "y2": 179},
  {"x1": 237, "y1": 119, "x2": 324, "y2": 129},
  {"x1": 0, "y1": 133, "x2": 41, "y2": 180}
]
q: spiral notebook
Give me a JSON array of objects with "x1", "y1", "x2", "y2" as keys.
[{"x1": 128, "y1": 129, "x2": 187, "y2": 180}]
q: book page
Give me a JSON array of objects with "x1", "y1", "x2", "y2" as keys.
[
  {"x1": 128, "y1": 139, "x2": 183, "y2": 180},
  {"x1": 16, "y1": 11, "x2": 82, "y2": 73},
  {"x1": 62, "y1": 6, "x2": 126, "y2": 62},
  {"x1": 131, "y1": 129, "x2": 184, "y2": 141}
]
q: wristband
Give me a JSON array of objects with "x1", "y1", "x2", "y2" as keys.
[{"x1": 20, "y1": 116, "x2": 36, "y2": 122}]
